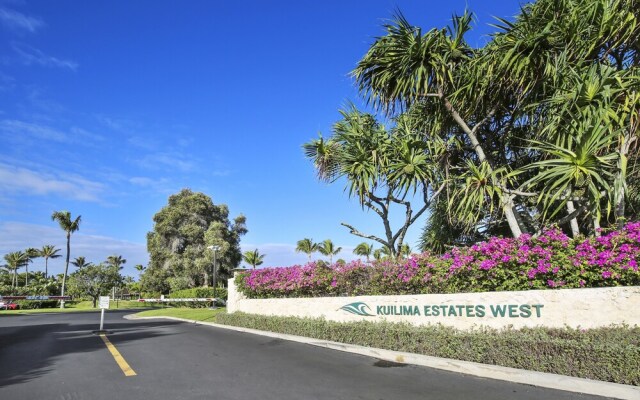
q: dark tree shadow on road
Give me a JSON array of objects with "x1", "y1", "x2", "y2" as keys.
[{"x1": 0, "y1": 311, "x2": 181, "y2": 388}]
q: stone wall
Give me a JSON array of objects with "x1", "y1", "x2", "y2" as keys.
[{"x1": 227, "y1": 276, "x2": 640, "y2": 330}]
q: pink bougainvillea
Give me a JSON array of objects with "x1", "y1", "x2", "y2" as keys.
[{"x1": 236, "y1": 222, "x2": 640, "y2": 298}]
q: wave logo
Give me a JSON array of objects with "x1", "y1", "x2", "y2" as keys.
[{"x1": 339, "y1": 302, "x2": 374, "y2": 316}]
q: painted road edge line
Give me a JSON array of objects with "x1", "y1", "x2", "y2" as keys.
[
  {"x1": 124, "y1": 314, "x2": 639, "y2": 400},
  {"x1": 99, "y1": 333, "x2": 137, "y2": 377}
]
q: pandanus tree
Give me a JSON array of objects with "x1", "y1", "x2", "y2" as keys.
[
  {"x1": 350, "y1": 11, "x2": 527, "y2": 239},
  {"x1": 39, "y1": 245, "x2": 61, "y2": 278},
  {"x1": 51, "y1": 210, "x2": 81, "y2": 308},
  {"x1": 317, "y1": 0, "x2": 640, "y2": 248},
  {"x1": 304, "y1": 109, "x2": 447, "y2": 256},
  {"x1": 242, "y1": 249, "x2": 265, "y2": 269},
  {"x1": 295, "y1": 238, "x2": 318, "y2": 262}
]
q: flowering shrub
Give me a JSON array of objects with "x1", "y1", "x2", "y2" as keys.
[{"x1": 236, "y1": 222, "x2": 640, "y2": 298}]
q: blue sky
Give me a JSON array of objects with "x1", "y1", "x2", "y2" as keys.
[{"x1": 0, "y1": 0, "x2": 524, "y2": 279}]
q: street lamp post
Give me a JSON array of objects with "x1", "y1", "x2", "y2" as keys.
[{"x1": 207, "y1": 245, "x2": 221, "y2": 301}]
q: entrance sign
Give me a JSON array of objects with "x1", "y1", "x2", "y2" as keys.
[{"x1": 226, "y1": 279, "x2": 640, "y2": 330}]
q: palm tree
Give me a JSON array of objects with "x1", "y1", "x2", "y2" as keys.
[
  {"x1": 3, "y1": 251, "x2": 28, "y2": 291},
  {"x1": 318, "y1": 239, "x2": 342, "y2": 265},
  {"x1": 353, "y1": 242, "x2": 373, "y2": 262},
  {"x1": 51, "y1": 210, "x2": 81, "y2": 308},
  {"x1": 134, "y1": 264, "x2": 145, "y2": 276},
  {"x1": 106, "y1": 255, "x2": 127, "y2": 270},
  {"x1": 295, "y1": 238, "x2": 318, "y2": 262},
  {"x1": 23, "y1": 247, "x2": 39, "y2": 287},
  {"x1": 373, "y1": 246, "x2": 392, "y2": 262},
  {"x1": 39, "y1": 245, "x2": 61, "y2": 278},
  {"x1": 242, "y1": 249, "x2": 265, "y2": 269},
  {"x1": 399, "y1": 243, "x2": 412, "y2": 258},
  {"x1": 71, "y1": 256, "x2": 92, "y2": 269}
]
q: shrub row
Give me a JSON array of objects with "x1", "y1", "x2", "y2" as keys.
[
  {"x1": 236, "y1": 222, "x2": 640, "y2": 298},
  {"x1": 214, "y1": 312, "x2": 640, "y2": 385},
  {"x1": 168, "y1": 287, "x2": 228, "y2": 307},
  {"x1": 14, "y1": 300, "x2": 59, "y2": 309}
]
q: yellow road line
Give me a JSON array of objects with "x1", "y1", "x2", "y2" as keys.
[{"x1": 99, "y1": 334, "x2": 137, "y2": 377}]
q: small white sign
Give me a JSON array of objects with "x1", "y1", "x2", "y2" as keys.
[{"x1": 99, "y1": 296, "x2": 110, "y2": 309}]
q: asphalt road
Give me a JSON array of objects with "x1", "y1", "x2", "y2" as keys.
[{"x1": 0, "y1": 311, "x2": 614, "y2": 400}]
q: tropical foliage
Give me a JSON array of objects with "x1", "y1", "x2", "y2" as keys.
[
  {"x1": 142, "y1": 189, "x2": 247, "y2": 293},
  {"x1": 243, "y1": 249, "x2": 265, "y2": 269},
  {"x1": 51, "y1": 210, "x2": 82, "y2": 308},
  {"x1": 306, "y1": 0, "x2": 640, "y2": 252},
  {"x1": 353, "y1": 242, "x2": 373, "y2": 261},
  {"x1": 71, "y1": 256, "x2": 92, "y2": 269},
  {"x1": 67, "y1": 263, "x2": 123, "y2": 308},
  {"x1": 39, "y1": 245, "x2": 61, "y2": 278},
  {"x1": 295, "y1": 238, "x2": 318, "y2": 261},
  {"x1": 236, "y1": 221, "x2": 640, "y2": 299},
  {"x1": 317, "y1": 239, "x2": 342, "y2": 264}
]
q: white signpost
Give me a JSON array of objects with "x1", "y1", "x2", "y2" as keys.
[{"x1": 99, "y1": 296, "x2": 110, "y2": 331}]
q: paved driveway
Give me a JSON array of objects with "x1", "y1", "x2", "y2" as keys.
[{"x1": 0, "y1": 311, "x2": 612, "y2": 400}]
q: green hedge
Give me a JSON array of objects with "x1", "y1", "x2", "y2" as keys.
[
  {"x1": 167, "y1": 287, "x2": 228, "y2": 307},
  {"x1": 169, "y1": 287, "x2": 228, "y2": 300},
  {"x1": 14, "y1": 300, "x2": 59, "y2": 309},
  {"x1": 214, "y1": 312, "x2": 640, "y2": 386}
]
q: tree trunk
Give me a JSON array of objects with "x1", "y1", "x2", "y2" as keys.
[
  {"x1": 45, "y1": 258, "x2": 48, "y2": 279},
  {"x1": 614, "y1": 134, "x2": 633, "y2": 229},
  {"x1": 502, "y1": 197, "x2": 523, "y2": 238},
  {"x1": 566, "y1": 200, "x2": 580, "y2": 238},
  {"x1": 60, "y1": 232, "x2": 70, "y2": 309},
  {"x1": 440, "y1": 92, "x2": 523, "y2": 238},
  {"x1": 593, "y1": 215, "x2": 602, "y2": 237}
]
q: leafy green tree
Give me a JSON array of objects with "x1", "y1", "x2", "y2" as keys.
[
  {"x1": 295, "y1": 238, "x2": 318, "y2": 262},
  {"x1": 353, "y1": 242, "x2": 373, "y2": 262},
  {"x1": 39, "y1": 245, "x2": 61, "y2": 278},
  {"x1": 26, "y1": 272, "x2": 60, "y2": 296},
  {"x1": 144, "y1": 189, "x2": 247, "y2": 293},
  {"x1": 51, "y1": 210, "x2": 81, "y2": 308},
  {"x1": 318, "y1": 239, "x2": 342, "y2": 265},
  {"x1": 67, "y1": 263, "x2": 123, "y2": 308},
  {"x1": 71, "y1": 256, "x2": 92, "y2": 269},
  {"x1": 242, "y1": 249, "x2": 265, "y2": 269}
]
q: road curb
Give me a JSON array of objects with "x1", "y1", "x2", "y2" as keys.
[{"x1": 125, "y1": 314, "x2": 640, "y2": 400}]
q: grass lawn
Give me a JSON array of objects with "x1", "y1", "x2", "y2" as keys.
[
  {"x1": 0, "y1": 300, "x2": 164, "y2": 315},
  {"x1": 135, "y1": 307, "x2": 226, "y2": 322}
]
